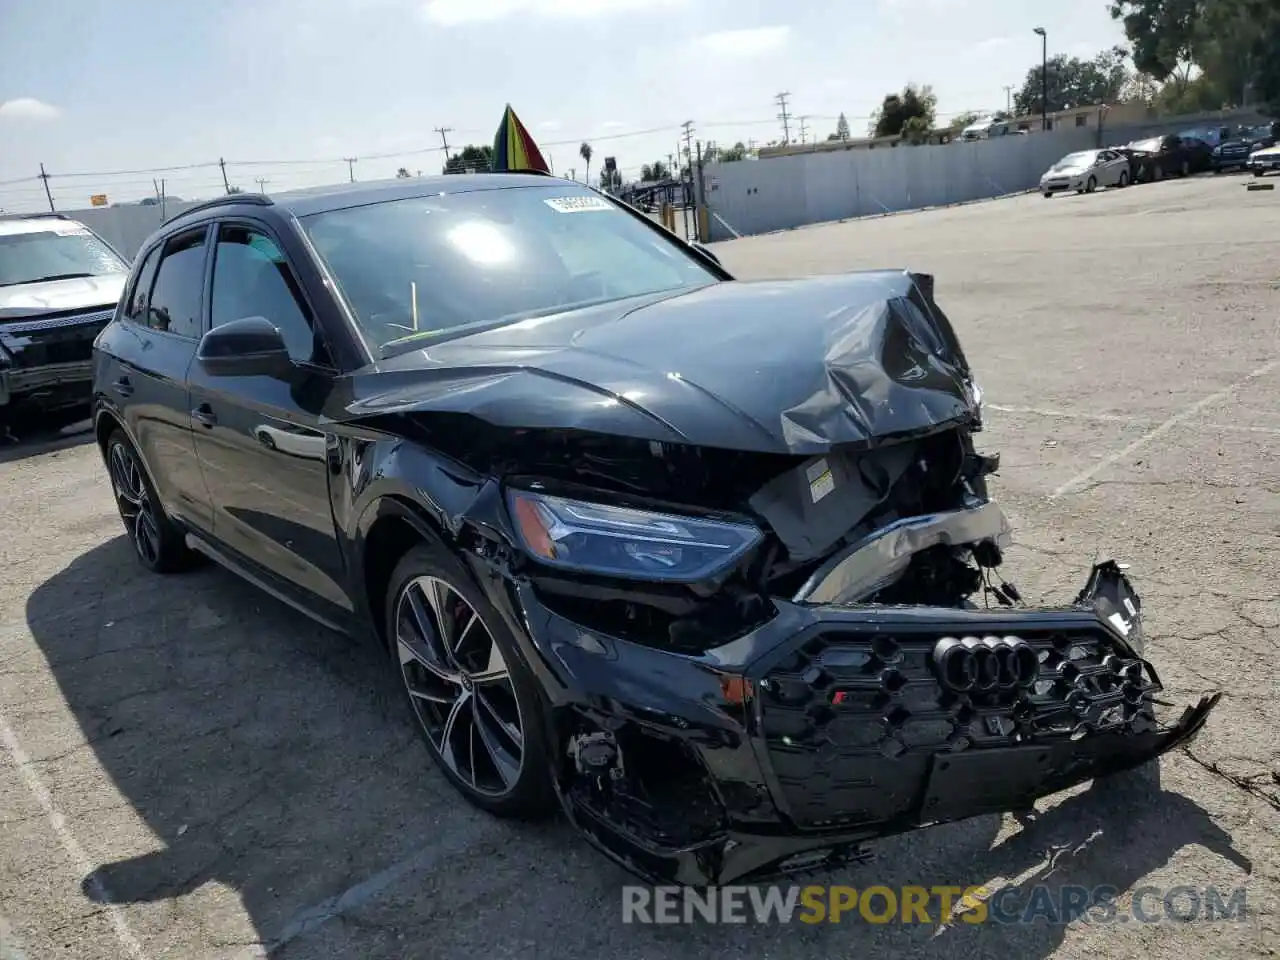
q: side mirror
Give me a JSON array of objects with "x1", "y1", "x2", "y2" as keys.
[
  {"x1": 691, "y1": 242, "x2": 721, "y2": 267},
  {"x1": 197, "y1": 315, "x2": 293, "y2": 378}
]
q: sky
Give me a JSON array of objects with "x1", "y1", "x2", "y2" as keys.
[{"x1": 0, "y1": 0, "x2": 1128, "y2": 211}]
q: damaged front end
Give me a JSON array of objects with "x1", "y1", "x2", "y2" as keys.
[{"x1": 344, "y1": 270, "x2": 1219, "y2": 886}]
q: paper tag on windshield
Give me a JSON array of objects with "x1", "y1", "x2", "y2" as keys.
[
  {"x1": 806, "y1": 459, "x2": 835, "y2": 503},
  {"x1": 544, "y1": 196, "x2": 613, "y2": 213}
]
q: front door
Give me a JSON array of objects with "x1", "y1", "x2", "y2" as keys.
[
  {"x1": 98, "y1": 227, "x2": 215, "y2": 532},
  {"x1": 187, "y1": 220, "x2": 350, "y2": 613}
]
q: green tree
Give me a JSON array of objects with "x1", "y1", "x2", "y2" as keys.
[
  {"x1": 870, "y1": 84, "x2": 937, "y2": 139},
  {"x1": 579, "y1": 142, "x2": 593, "y2": 184},
  {"x1": 395, "y1": 167, "x2": 411, "y2": 178},
  {"x1": 639, "y1": 161, "x2": 670, "y2": 182},
  {"x1": 1111, "y1": 0, "x2": 1280, "y2": 110},
  {"x1": 443, "y1": 144, "x2": 494, "y2": 174},
  {"x1": 720, "y1": 142, "x2": 748, "y2": 162},
  {"x1": 835, "y1": 112, "x2": 851, "y2": 140},
  {"x1": 1013, "y1": 46, "x2": 1133, "y2": 115},
  {"x1": 949, "y1": 111, "x2": 982, "y2": 130}
]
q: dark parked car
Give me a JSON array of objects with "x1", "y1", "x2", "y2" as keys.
[
  {"x1": 1213, "y1": 122, "x2": 1280, "y2": 171},
  {"x1": 1, "y1": 214, "x2": 129, "y2": 426},
  {"x1": 1126, "y1": 134, "x2": 1214, "y2": 181},
  {"x1": 90, "y1": 175, "x2": 1217, "y2": 885}
]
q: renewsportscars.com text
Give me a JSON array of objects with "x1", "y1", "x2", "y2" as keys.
[{"x1": 621, "y1": 884, "x2": 1248, "y2": 925}]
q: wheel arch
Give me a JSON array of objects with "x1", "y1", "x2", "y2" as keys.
[{"x1": 358, "y1": 495, "x2": 451, "y2": 652}]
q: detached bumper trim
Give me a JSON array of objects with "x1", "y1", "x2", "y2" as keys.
[{"x1": 792, "y1": 500, "x2": 1011, "y2": 604}]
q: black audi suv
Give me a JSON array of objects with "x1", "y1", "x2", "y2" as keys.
[{"x1": 91, "y1": 174, "x2": 1217, "y2": 885}]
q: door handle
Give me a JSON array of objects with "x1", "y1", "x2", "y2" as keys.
[
  {"x1": 112, "y1": 376, "x2": 134, "y2": 398},
  {"x1": 192, "y1": 404, "x2": 217, "y2": 428}
]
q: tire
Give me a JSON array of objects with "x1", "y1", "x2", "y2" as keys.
[
  {"x1": 1255, "y1": 169, "x2": 1265, "y2": 178},
  {"x1": 1085, "y1": 176, "x2": 1097, "y2": 194},
  {"x1": 386, "y1": 542, "x2": 555, "y2": 819},
  {"x1": 1042, "y1": 191, "x2": 1052, "y2": 199},
  {"x1": 1118, "y1": 171, "x2": 1129, "y2": 187},
  {"x1": 104, "y1": 429, "x2": 198, "y2": 573}
]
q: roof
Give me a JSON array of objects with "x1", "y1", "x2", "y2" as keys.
[
  {"x1": 163, "y1": 173, "x2": 570, "y2": 228},
  {"x1": 0, "y1": 214, "x2": 86, "y2": 237}
]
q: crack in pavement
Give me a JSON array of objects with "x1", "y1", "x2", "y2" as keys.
[{"x1": 1182, "y1": 747, "x2": 1280, "y2": 812}]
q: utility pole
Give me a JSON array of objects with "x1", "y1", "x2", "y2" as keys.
[
  {"x1": 434, "y1": 126, "x2": 454, "y2": 171},
  {"x1": 219, "y1": 157, "x2": 231, "y2": 194},
  {"x1": 255, "y1": 177, "x2": 270, "y2": 194},
  {"x1": 38, "y1": 163, "x2": 54, "y2": 212},
  {"x1": 798, "y1": 116, "x2": 810, "y2": 145},
  {"x1": 1003, "y1": 85, "x2": 1014, "y2": 114},
  {"x1": 1033, "y1": 27, "x2": 1048, "y2": 131},
  {"x1": 343, "y1": 157, "x2": 357, "y2": 182},
  {"x1": 775, "y1": 91, "x2": 792, "y2": 145}
]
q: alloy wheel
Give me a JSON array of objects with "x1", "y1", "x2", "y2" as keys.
[
  {"x1": 108, "y1": 441, "x2": 160, "y2": 566},
  {"x1": 395, "y1": 575, "x2": 525, "y2": 797}
]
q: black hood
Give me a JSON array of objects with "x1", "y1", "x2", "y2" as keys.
[{"x1": 335, "y1": 270, "x2": 980, "y2": 455}]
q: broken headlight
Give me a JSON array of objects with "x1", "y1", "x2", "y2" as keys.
[{"x1": 506, "y1": 489, "x2": 762, "y2": 582}]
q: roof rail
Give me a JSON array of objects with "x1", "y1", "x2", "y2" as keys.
[
  {"x1": 11, "y1": 212, "x2": 70, "y2": 221},
  {"x1": 162, "y1": 193, "x2": 272, "y2": 225}
]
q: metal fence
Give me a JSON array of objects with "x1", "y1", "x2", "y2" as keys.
[{"x1": 700, "y1": 109, "x2": 1272, "y2": 240}]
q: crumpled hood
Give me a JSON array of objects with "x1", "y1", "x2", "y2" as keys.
[
  {"x1": 339, "y1": 270, "x2": 980, "y2": 455},
  {"x1": 0, "y1": 273, "x2": 127, "y2": 315}
]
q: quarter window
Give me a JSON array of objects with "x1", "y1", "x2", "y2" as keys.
[
  {"x1": 146, "y1": 229, "x2": 207, "y2": 338},
  {"x1": 210, "y1": 224, "x2": 324, "y2": 364}
]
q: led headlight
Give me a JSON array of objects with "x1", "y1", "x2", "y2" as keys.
[{"x1": 507, "y1": 489, "x2": 763, "y2": 582}]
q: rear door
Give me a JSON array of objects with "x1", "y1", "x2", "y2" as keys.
[
  {"x1": 97, "y1": 226, "x2": 215, "y2": 532},
  {"x1": 187, "y1": 219, "x2": 350, "y2": 613}
]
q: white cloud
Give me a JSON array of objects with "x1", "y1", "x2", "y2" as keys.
[
  {"x1": 421, "y1": 0, "x2": 683, "y2": 25},
  {"x1": 539, "y1": 120, "x2": 562, "y2": 131},
  {"x1": 0, "y1": 98, "x2": 61, "y2": 121},
  {"x1": 600, "y1": 121, "x2": 626, "y2": 129},
  {"x1": 693, "y1": 25, "x2": 790, "y2": 58}
]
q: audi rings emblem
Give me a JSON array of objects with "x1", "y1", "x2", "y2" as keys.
[{"x1": 932, "y1": 635, "x2": 1038, "y2": 693}]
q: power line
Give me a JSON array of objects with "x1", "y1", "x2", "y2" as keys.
[
  {"x1": 343, "y1": 157, "x2": 357, "y2": 182},
  {"x1": 254, "y1": 177, "x2": 270, "y2": 193},
  {"x1": 434, "y1": 126, "x2": 454, "y2": 158},
  {"x1": 775, "y1": 92, "x2": 792, "y2": 145}
]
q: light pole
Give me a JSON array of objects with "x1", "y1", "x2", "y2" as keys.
[{"x1": 1033, "y1": 27, "x2": 1048, "y2": 131}]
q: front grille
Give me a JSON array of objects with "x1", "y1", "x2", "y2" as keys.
[
  {"x1": 0, "y1": 308, "x2": 113, "y2": 368},
  {"x1": 756, "y1": 625, "x2": 1156, "y2": 827},
  {"x1": 0, "y1": 308, "x2": 114, "y2": 335}
]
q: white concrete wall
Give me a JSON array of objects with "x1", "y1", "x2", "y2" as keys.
[{"x1": 703, "y1": 128, "x2": 1098, "y2": 239}]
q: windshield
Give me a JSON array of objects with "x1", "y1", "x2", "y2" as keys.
[
  {"x1": 1053, "y1": 152, "x2": 1096, "y2": 169},
  {"x1": 301, "y1": 184, "x2": 719, "y2": 356},
  {"x1": 1244, "y1": 125, "x2": 1274, "y2": 139},
  {"x1": 0, "y1": 224, "x2": 127, "y2": 287}
]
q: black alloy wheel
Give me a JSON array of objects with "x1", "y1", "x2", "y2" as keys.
[
  {"x1": 105, "y1": 430, "x2": 194, "y2": 573},
  {"x1": 1086, "y1": 176, "x2": 1097, "y2": 193},
  {"x1": 388, "y1": 544, "x2": 554, "y2": 817},
  {"x1": 1119, "y1": 170, "x2": 1129, "y2": 187}
]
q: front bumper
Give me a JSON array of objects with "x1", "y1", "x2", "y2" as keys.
[
  {"x1": 1213, "y1": 152, "x2": 1252, "y2": 170},
  {"x1": 508, "y1": 557, "x2": 1219, "y2": 886},
  {"x1": 1041, "y1": 176, "x2": 1083, "y2": 194}
]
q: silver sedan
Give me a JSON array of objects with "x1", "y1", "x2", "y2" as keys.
[{"x1": 1040, "y1": 149, "x2": 1132, "y2": 197}]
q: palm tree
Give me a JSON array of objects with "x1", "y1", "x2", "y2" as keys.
[{"x1": 579, "y1": 142, "x2": 593, "y2": 185}]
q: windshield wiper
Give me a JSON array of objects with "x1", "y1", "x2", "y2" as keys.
[{"x1": 0, "y1": 272, "x2": 98, "y2": 287}]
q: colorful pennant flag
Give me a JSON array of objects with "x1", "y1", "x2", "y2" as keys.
[{"x1": 491, "y1": 104, "x2": 551, "y2": 174}]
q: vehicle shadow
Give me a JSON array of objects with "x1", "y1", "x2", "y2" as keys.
[
  {"x1": 26, "y1": 538, "x2": 1250, "y2": 959},
  {"x1": 0, "y1": 409, "x2": 94, "y2": 464}
]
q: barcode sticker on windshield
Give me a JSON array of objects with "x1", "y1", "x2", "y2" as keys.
[
  {"x1": 544, "y1": 196, "x2": 613, "y2": 213},
  {"x1": 806, "y1": 459, "x2": 835, "y2": 503}
]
